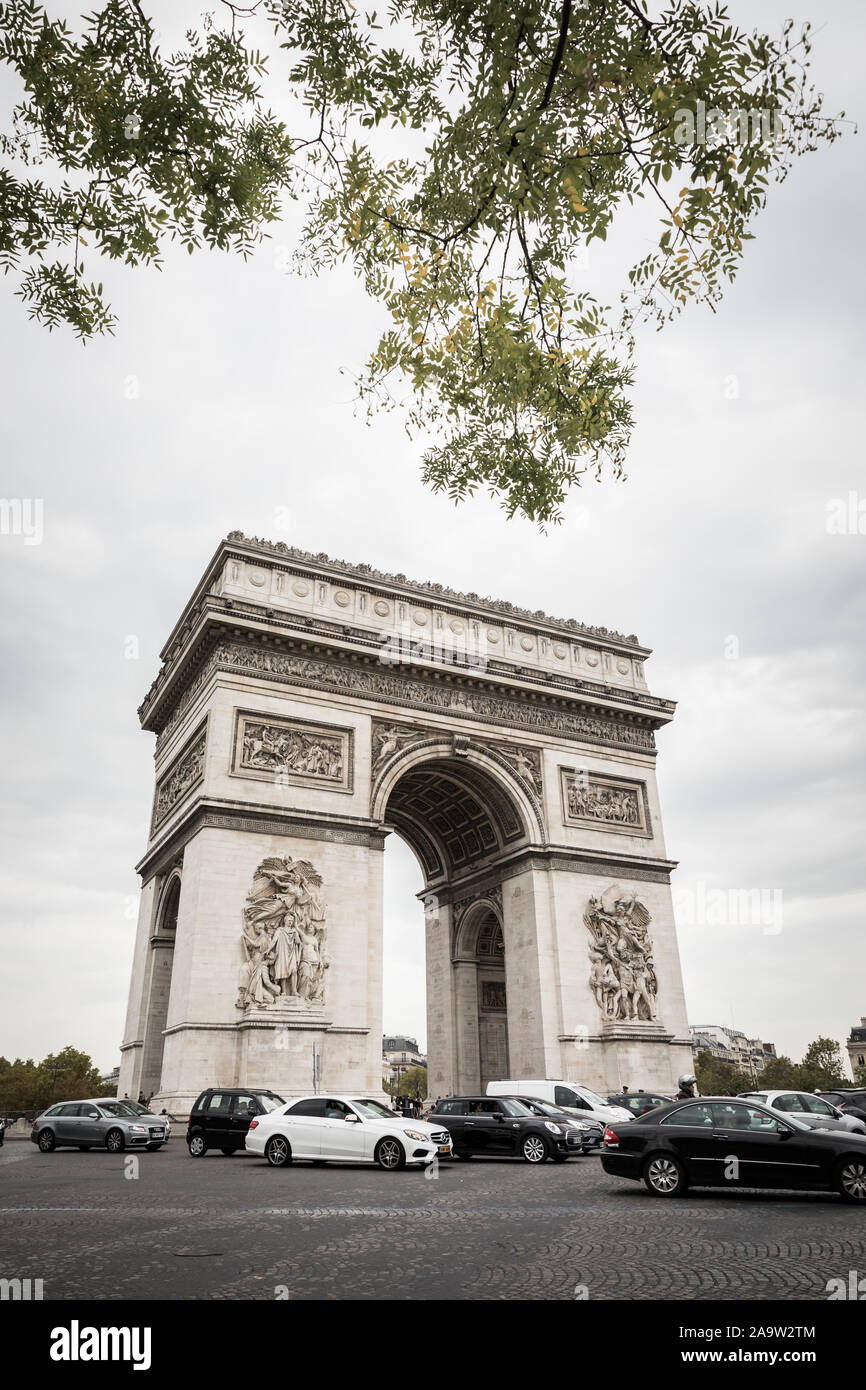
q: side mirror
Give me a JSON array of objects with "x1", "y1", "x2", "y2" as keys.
[
  {"x1": 777, "y1": 1124, "x2": 794, "y2": 1138},
  {"x1": 345, "y1": 1113, "x2": 361, "y2": 1123},
  {"x1": 87, "y1": 1112, "x2": 100, "y2": 1120}
]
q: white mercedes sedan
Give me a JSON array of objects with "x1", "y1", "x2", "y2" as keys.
[{"x1": 245, "y1": 1094, "x2": 452, "y2": 1170}]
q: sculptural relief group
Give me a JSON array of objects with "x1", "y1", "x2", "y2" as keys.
[
  {"x1": 585, "y1": 885, "x2": 659, "y2": 1023},
  {"x1": 238, "y1": 856, "x2": 329, "y2": 1010}
]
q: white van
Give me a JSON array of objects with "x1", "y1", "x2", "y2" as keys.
[{"x1": 486, "y1": 1080, "x2": 633, "y2": 1126}]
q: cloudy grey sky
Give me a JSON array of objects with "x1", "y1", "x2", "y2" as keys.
[{"x1": 1, "y1": 1, "x2": 864, "y2": 1073}]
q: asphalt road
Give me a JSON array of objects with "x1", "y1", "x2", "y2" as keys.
[{"x1": 1, "y1": 1140, "x2": 864, "y2": 1300}]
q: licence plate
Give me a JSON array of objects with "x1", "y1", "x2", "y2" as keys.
[{"x1": 438, "y1": 1145, "x2": 451, "y2": 1154}]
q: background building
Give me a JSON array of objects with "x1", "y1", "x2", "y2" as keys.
[
  {"x1": 690, "y1": 1024, "x2": 776, "y2": 1084},
  {"x1": 846, "y1": 1017, "x2": 866, "y2": 1078},
  {"x1": 382, "y1": 1035, "x2": 427, "y2": 1092}
]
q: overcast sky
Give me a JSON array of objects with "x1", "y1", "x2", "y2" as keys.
[{"x1": 1, "y1": 2, "x2": 864, "y2": 1073}]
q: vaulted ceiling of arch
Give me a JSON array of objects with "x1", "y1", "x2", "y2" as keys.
[{"x1": 384, "y1": 758, "x2": 525, "y2": 881}]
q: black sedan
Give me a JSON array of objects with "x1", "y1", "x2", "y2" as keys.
[
  {"x1": 607, "y1": 1092, "x2": 672, "y2": 1118},
  {"x1": 601, "y1": 1096, "x2": 866, "y2": 1201}
]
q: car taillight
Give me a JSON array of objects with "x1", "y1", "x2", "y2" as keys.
[
  {"x1": 603, "y1": 1126, "x2": 619, "y2": 1146},
  {"x1": 248, "y1": 1119, "x2": 258, "y2": 1130}
]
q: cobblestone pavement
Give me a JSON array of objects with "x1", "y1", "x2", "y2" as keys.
[{"x1": 1, "y1": 1143, "x2": 864, "y2": 1300}]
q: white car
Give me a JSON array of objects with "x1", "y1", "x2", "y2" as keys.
[
  {"x1": 246, "y1": 1094, "x2": 453, "y2": 1170},
  {"x1": 740, "y1": 1090, "x2": 866, "y2": 1135},
  {"x1": 486, "y1": 1079, "x2": 633, "y2": 1126}
]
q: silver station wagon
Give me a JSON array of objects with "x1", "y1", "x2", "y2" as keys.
[{"x1": 31, "y1": 1098, "x2": 168, "y2": 1153}]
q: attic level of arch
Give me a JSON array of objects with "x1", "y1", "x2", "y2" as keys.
[{"x1": 139, "y1": 572, "x2": 673, "y2": 735}]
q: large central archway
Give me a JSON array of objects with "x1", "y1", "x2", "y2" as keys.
[{"x1": 377, "y1": 748, "x2": 541, "y2": 1096}]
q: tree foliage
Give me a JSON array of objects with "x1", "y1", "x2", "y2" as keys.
[
  {"x1": 694, "y1": 1048, "x2": 750, "y2": 1096},
  {"x1": 797, "y1": 1035, "x2": 847, "y2": 1092},
  {"x1": 396, "y1": 1064, "x2": 427, "y2": 1097},
  {"x1": 695, "y1": 1038, "x2": 851, "y2": 1099},
  {"x1": 0, "y1": 1045, "x2": 103, "y2": 1112},
  {"x1": 0, "y1": 0, "x2": 846, "y2": 520}
]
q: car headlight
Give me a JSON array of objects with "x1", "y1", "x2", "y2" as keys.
[
  {"x1": 544, "y1": 1122, "x2": 562, "y2": 1135},
  {"x1": 130, "y1": 1125, "x2": 148, "y2": 1133},
  {"x1": 403, "y1": 1129, "x2": 429, "y2": 1143}
]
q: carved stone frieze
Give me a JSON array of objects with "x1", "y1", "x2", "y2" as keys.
[
  {"x1": 152, "y1": 723, "x2": 206, "y2": 830},
  {"x1": 232, "y1": 710, "x2": 353, "y2": 792},
  {"x1": 169, "y1": 642, "x2": 655, "y2": 759},
  {"x1": 561, "y1": 769, "x2": 650, "y2": 836}
]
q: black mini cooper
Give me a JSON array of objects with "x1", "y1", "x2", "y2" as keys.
[{"x1": 430, "y1": 1095, "x2": 587, "y2": 1163}]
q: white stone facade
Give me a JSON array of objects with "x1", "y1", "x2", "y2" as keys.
[{"x1": 118, "y1": 534, "x2": 693, "y2": 1112}]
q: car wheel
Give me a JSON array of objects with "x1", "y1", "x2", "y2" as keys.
[
  {"x1": 265, "y1": 1135, "x2": 292, "y2": 1168},
  {"x1": 105, "y1": 1128, "x2": 125, "y2": 1154},
  {"x1": 187, "y1": 1134, "x2": 208, "y2": 1157},
  {"x1": 522, "y1": 1134, "x2": 548, "y2": 1164},
  {"x1": 374, "y1": 1137, "x2": 406, "y2": 1171},
  {"x1": 37, "y1": 1129, "x2": 55, "y2": 1152},
  {"x1": 643, "y1": 1153, "x2": 687, "y2": 1197},
  {"x1": 220, "y1": 1147, "x2": 235, "y2": 1156},
  {"x1": 836, "y1": 1157, "x2": 866, "y2": 1202}
]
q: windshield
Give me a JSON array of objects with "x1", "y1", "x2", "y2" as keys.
[
  {"x1": 98, "y1": 1102, "x2": 138, "y2": 1118},
  {"x1": 259, "y1": 1094, "x2": 285, "y2": 1113},
  {"x1": 351, "y1": 1099, "x2": 398, "y2": 1119},
  {"x1": 580, "y1": 1088, "x2": 609, "y2": 1108},
  {"x1": 501, "y1": 1099, "x2": 533, "y2": 1116}
]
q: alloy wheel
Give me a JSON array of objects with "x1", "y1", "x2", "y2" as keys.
[
  {"x1": 377, "y1": 1138, "x2": 402, "y2": 1169},
  {"x1": 266, "y1": 1136, "x2": 290, "y2": 1167},
  {"x1": 523, "y1": 1135, "x2": 547, "y2": 1163},
  {"x1": 840, "y1": 1161, "x2": 866, "y2": 1200},
  {"x1": 647, "y1": 1156, "x2": 680, "y2": 1194}
]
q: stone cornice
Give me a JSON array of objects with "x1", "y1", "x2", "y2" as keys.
[
  {"x1": 428, "y1": 847, "x2": 679, "y2": 904},
  {"x1": 137, "y1": 798, "x2": 389, "y2": 882},
  {"x1": 141, "y1": 616, "x2": 674, "y2": 752}
]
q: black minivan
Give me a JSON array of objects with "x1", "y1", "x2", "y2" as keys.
[
  {"x1": 187, "y1": 1088, "x2": 285, "y2": 1156},
  {"x1": 430, "y1": 1095, "x2": 585, "y2": 1163}
]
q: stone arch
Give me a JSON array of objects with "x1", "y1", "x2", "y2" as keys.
[
  {"x1": 154, "y1": 870, "x2": 181, "y2": 936},
  {"x1": 372, "y1": 740, "x2": 544, "y2": 887},
  {"x1": 138, "y1": 868, "x2": 182, "y2": 1099}
]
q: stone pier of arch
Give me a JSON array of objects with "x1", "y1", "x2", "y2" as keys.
[{"x1": 118, "y1": 533, "x2": 693, "y2": 1111}]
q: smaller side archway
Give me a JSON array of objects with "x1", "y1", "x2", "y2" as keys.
[
  {"x1": 138, "y1": 870, "x2": 181, "y2": 1100},
  {"x1": 452, "y1": 897, "x2": 509, "y2": 1094}
]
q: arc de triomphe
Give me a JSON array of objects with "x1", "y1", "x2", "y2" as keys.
[{"x1": 119, "y1": 533, "x2": 692, "y2": 1110}]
